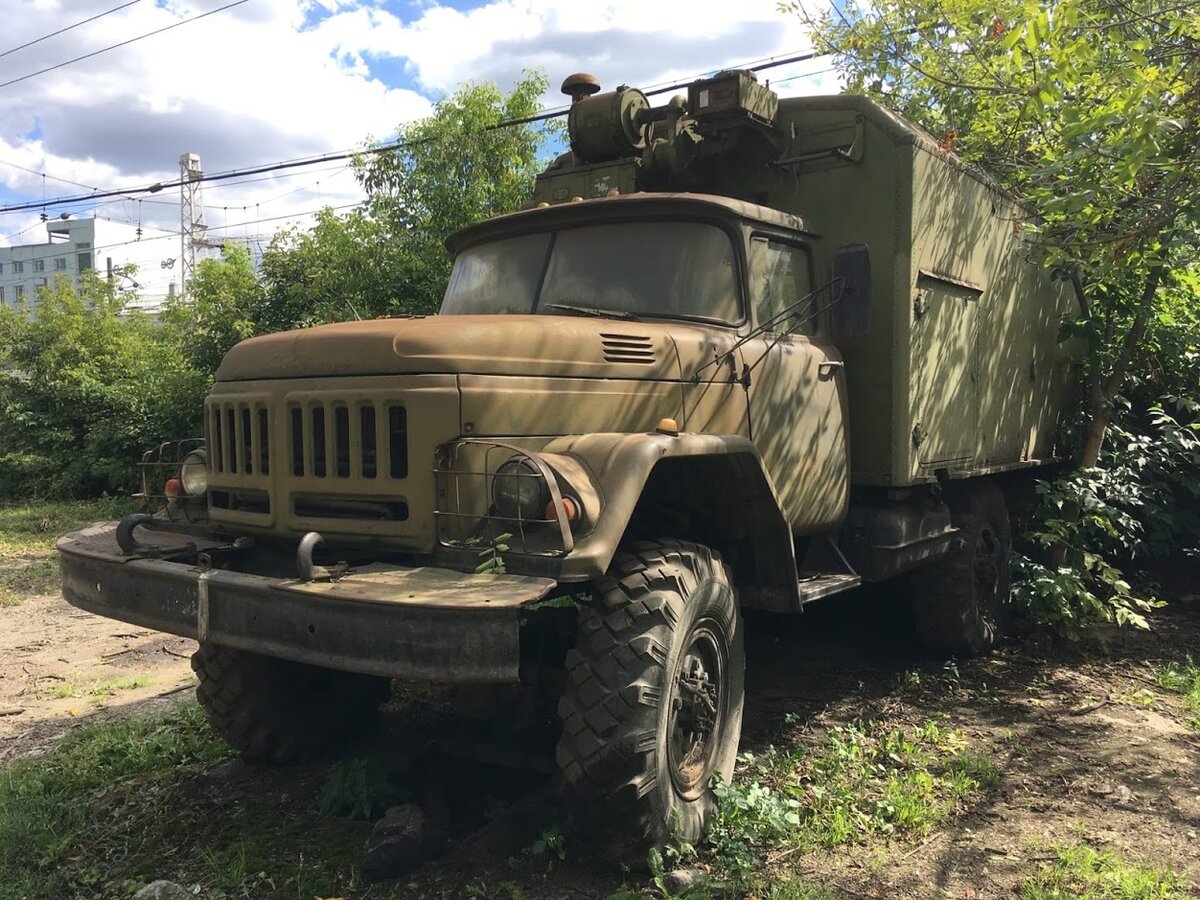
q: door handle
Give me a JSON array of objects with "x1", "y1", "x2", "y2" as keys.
[{"x1": 818, "y1": 360, "x2": 845, "y2": 373}]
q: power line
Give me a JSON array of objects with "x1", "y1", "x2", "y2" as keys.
[
  {"x1": 0, "y1": 0, "x2": 250, "y2": 91},
  {"x1": 0, "y1": 46, "x2": 830, "y2": 215},
  {"x1": 0, "y1": 0, "x2": 143, "y2": 60}
]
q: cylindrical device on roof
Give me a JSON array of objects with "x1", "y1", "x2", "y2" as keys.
[{"x1": 567, "y1": 86, "x2": 651, "y2": 163}]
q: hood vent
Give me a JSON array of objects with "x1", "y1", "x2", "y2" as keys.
[{"x1": 601, "y1": 333, "x2": 656, "y2": 365}]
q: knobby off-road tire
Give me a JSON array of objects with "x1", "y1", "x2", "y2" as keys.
[
  {"x1": 192, "y1": 643, "x2": 392, "y2": 764},
  {"x1": 556, "y1": 540, "x2": 745, "y2": 859},
  {"x1": 911, "y1": 483, "x2": 1013, "y2": 657}
]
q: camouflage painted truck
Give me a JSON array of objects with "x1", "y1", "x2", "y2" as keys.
[{"x1": 58, "y1": 71, "x2": 1074, "y2": 851}]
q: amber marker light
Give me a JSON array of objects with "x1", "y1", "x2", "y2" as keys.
[
  {"x1": 164, "y1": 478, "x2": 183, "y2": 498},
  {"x1": 656, "y1": 417, "x2": 680, "y2": 436},
  {"x1": 546, "y1": 496, "x2": 579, "y2": 524}
]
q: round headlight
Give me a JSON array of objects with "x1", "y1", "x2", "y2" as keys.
[
  {"x1": 180, "y1": 449, "x2": 209, "y2": 496},
  {"x1": 492, "y1": 457, "x2": 549, "y2": 521}
]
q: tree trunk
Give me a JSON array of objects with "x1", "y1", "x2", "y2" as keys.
[{"x1": 1049, "y1": 264, "x2": 1166, "y2": 567}]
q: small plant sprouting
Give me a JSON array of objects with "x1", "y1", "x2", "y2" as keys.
[{"x1": 475, "y1": 532, "x2": 513, "y2": 575}]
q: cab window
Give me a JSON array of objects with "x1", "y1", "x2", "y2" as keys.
[{"x1": 749, "y1": 238, "x2": 816, "y2": 335}]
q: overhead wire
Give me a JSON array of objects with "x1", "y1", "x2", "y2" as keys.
[
  {"x1": 0, "y1": 0, "x2": 143, "y2": 59},
  {"x1": 0, "y1": 0, "x2": 250, "y2": 91},
  {"x1": 0, "y1": 45, "x2": 832, "y2": 215}
]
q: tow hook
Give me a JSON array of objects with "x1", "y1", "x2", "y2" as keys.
[
  {"x1": 115, "y1": 513, "x2": 197, "y2": 558},
  {"x1": 296, "y1": 532, "x2": 349, "y2": 583}
]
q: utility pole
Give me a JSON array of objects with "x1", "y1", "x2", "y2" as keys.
[{"x1": 179, "y1": 152, "x2": 206, "y2": 300}]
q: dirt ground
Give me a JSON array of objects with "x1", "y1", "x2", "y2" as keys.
[
  {"x1": 0, "y1": 573, "x2": 197, "y2": 766},
  {"x1": 3, "y1": 561, "x2": 1199, "y2": 898}
]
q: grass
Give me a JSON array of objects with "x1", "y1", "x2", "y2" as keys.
[
  {"x1": 688, "y1": 720, "x2": 998, "y2": 889},
  {"x1": 1021, "y1": 843, "x2": 1190, "y2": 899},
  {"x1": 0, "y1": 497, "x2": 133, "y2": 561},
  {"x1": 44, "y1": 673, "x2": 154, "y2": 701},
  {"x1": 0, "y1": 498, "x2": 133, "y2": 606},
  {"x1": 0, "y1": 703, "x2": 373, "y2": 900},
  {"x1": 1154, "y1": 658, "x2": 1200, "y2": 731}
]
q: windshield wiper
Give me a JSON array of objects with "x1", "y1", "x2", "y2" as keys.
[{"x1": 542, "y1": 303, "x2": 639, "y2": 321}]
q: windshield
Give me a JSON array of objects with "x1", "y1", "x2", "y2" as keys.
[{"x1": 441, "y1": 221, "x2": 741, "y2": 324}]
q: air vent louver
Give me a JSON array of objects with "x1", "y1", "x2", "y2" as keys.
[{"x1": 600, "y1": 333, "x2": 656, "y2": 365}]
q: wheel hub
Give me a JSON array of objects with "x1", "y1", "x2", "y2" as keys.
[{"x1": 667, "y1": 622, "x2": 727, "y2": 797}]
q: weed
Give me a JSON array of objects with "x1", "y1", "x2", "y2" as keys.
[
  {"x1": 1021, "y1": 843, "x2": 1190, "y2": 899},
  {"x1": 526, "y1": 824, "x2": 567, "y2": 862},
  {"x1": 0, "y1": 702, "x2": 371, "y2": 899},
  {"x1": 318, "y1": 756, "x2": 398, "y2": 820},
  {"x1": 1154, "y1": 658, "x2": 1200, "y2": 730},
  {"x1": 948, "y1": 750, "x2": 1002, "y2": 791},
  {"x1": 45, "y1": 673, "x2": 153, "y2": 701},
  {"x1": 699, "y1": 721, "x2": 991, "y2": 883}
]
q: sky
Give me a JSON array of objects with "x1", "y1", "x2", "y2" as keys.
[{"x1": 0, "y1": 0, "x2": 840, "y2": 268}]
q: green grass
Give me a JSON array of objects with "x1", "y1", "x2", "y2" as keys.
[
  {"x1": 0, "y1": 703, "x2": 373, "y2": 899},
  {"x1": 0, "y1": 498, "x2": 133, "y2": 606},
  {"x1": 697, "y1": 720, "x2": 997, "y2": 884},
  {"x1": 45, "y1": 673, "x2": 154, "y2": 701},
  {"x1": 1022, "y1": 844, "x2": 1190, "y2": 899},
  {"x1": 1154, "y1": 658, "x2": 1200, "y2": 731},
  {"x1": 0, "y1": 497, "x2": 133, "y2": 561}
]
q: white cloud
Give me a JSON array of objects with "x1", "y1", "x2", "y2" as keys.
[{"x1": 0, "y1": 0, "x2": 841, "y2": 253}]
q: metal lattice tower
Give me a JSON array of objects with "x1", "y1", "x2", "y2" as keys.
[{"x1": 179, "y1": 152, "x2": 206, "y2": 299}]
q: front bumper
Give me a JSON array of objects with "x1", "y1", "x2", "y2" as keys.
[{"x1": 57, "y1": 522, "x2": 558, "y2": 683}]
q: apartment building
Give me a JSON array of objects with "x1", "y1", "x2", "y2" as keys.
[{"x1": 0, "y1": 216, "x2": 177, "y2": 313}]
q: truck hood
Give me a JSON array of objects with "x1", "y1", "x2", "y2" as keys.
[{"x1": 214, "y1": 315, "x2": 738, "y2": 382}]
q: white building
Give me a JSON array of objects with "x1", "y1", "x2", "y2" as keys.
[{"x1": 0, "y1": 216, "x2": 178, "y2": 314}]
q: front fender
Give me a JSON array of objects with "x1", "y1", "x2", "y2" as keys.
[{"x1": 545, "y1": 432, "x2": 801, "y2": 611}]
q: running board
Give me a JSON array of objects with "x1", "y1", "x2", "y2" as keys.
[{"x1": 796, "y1": 572, "x2": 863, "y2": 606}]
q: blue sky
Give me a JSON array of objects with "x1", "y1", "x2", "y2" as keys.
[{"x1": 0, "y1": 0, "x2": 839, "y2": 250}]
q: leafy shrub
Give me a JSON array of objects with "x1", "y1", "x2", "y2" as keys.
[
  {"x1": 1013, "y1": 405, "x2": 1200, "y2": 636},
  {"x1": 0, "y1": 273, "x2": 206, "y2": 499}
]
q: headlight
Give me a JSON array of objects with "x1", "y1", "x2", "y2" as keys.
[
  {"x1": 180, "y1": 449, "x2": 209, "y2": 496},
  {"x1": 492, "y1": 457, "x2": 549, "y2": 521}
]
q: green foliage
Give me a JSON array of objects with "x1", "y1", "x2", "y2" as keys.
[
  {"x1": 475, "y1": 531, "x2": 512, "y2": 575},
  {"x1": 0, "y1": 703, "x2": 371, "y2": 899},
  {"x1": 1013, "y1": 406, "x2": 1200, "y2": 635},
  {"x1": 357, "y1": 70, "x2": 557, "y2": 315},
  {"x1": 1021, "y1": 843, "x2": 1191, "y2": 899},
  {"x1": 1154, "y1": 657, "x2": 1200, "y2": 731},
  {"x1": 317, "y1": 757, "x2": 398, "y2": 820},
  {"x1": 796, "y1": 0, "x2": 1200, "y2": 629},
  {"x1": 0, "y1": 273, "x2": 207, "y2": 498},
  {"x1": 0, "y1": 704, "x2": 232, "y2": 896},
  {"x1": 698, "y1": 721, "x2": 991, "y2": 881}
]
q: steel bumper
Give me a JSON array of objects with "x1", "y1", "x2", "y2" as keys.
[{"x1": 57, "y1": 522, "x2": 559, "y2": 683}]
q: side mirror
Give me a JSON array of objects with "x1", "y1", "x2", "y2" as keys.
[{"x1": 832, "y1": 243, "x2": 871, "y2": 344}]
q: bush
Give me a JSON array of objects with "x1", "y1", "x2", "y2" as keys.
[{"x1": 0, "y1": 273, "x2": 207, "y2": 499}]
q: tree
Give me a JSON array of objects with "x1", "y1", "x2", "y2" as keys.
[
  {"x1": 794, "y1": 0, "x2": 1200, "y2": 628},
  {"x1": 0, "y1": 273, "x2": 206, "y2": 497},
  {"x1": 167, "y1": 70, "x2": 557, "y2": 369},
  {"x1": 355, "y1": 69, "x2": 557, "y2": 315},
  {"x1": 794, "y1": 0, "x2": 1200, "y2": 468},
  {"x1": 163, "y1": 243, "x2": 263, "y2": 374}
]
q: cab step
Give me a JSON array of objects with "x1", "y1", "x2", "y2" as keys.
[{"x1": 796, "y1": 572, "x2": 863, "y2": 605}]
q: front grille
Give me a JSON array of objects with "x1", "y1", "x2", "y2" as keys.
[
  {"x1": 287, "y1": 401, "x2": 407, "y2": 481},
  {"x1": 209, "y1": 400, "x2": 270, "y2": 475}
]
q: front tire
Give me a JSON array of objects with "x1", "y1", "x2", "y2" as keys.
[
  {"x1": 192, "y1": 643, "x2": 392, "y2": 764},
  {"x1": 556, "y1": 540, "x2": 744, "y2": 858}
]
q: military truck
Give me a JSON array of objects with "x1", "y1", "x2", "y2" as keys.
[{"x1": 58, "y1": 70, "x2": 1074, "y2": 852}]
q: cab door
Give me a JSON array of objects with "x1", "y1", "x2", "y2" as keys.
[{"x1": 742, "y1": 236, "x2": 849, "y2": 533}]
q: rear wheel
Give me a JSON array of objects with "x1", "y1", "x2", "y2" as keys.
[
  {"x1": 556, "y1": 540, "x2": 744, "y2": 859},
  {"x1": 192, "y1": 643, "x2": 392, "y2": 764},
  {"x1": 911, "y1": 483, "x2": 1012, "y2": 657}
]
